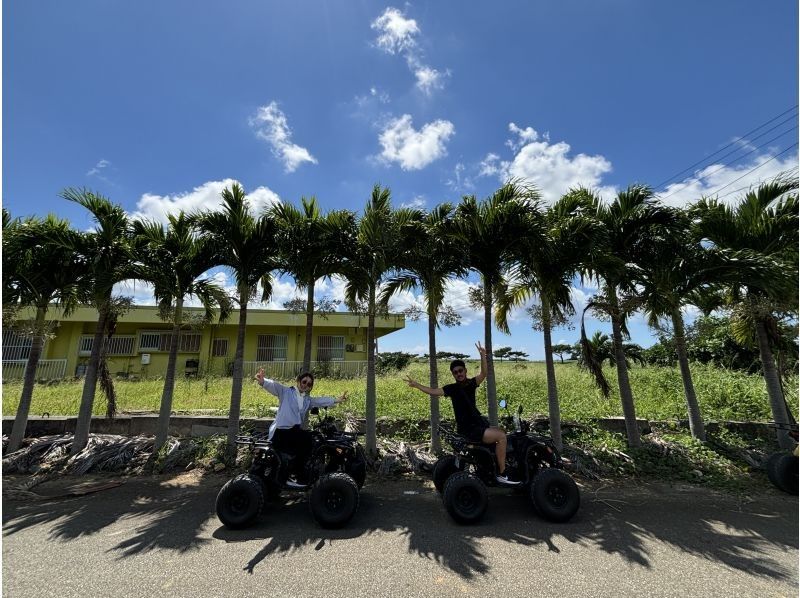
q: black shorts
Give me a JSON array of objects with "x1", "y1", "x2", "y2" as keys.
[{"x1": 460, "y1": 421, "x2": 489, "y2": 443}]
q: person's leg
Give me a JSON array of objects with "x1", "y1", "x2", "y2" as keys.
[
  {"x1": 295, "y1": 429, "x2": 313, "y2": 482},
  {"x1": 482, "y1": 427, "x2": 508, "y2": 474}
]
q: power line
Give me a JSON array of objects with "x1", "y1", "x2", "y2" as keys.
[
  {"x1": 704, "y1": 143, "x2": 799, "y2": 197},
  {"x1": 652, "y1": 104, "x2": 798, "y2": 190},
  {"x1": 676, "y1": 117, "x2": 797, "y2": 180},
  {"x1": 713, "y1": 165, "x2": 799, "y2": 202},
  {"x1": 657, "y1": 125, "x2": 798, "y2": 201}
]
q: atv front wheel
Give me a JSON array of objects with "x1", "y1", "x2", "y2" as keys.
[
  {"x1": 530, "y1": 468, "x2": 580, "y2": 522},
  {"x1": 309, "y1": 472, "x2": 360, "y2": 528},
  {"x1": 216, "y1": 474, "x2": 265, "y2": 529},
  {"x1": 442, "y1": 472, "x2": 488, "y2": 524}
]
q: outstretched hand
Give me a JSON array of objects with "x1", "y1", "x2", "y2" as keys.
[
  {"x1": 403, "y1": 375, "x2": 419, "y2": 389},
  {"x1": 475, "y1": 341, "x2": 487, "y2": 358},
  {"x1": 336, "y1": 391, "x2": 349, "y2": 404},
  {"x1": 255, "y1": 367, "x2": 265, "y2": 385}
]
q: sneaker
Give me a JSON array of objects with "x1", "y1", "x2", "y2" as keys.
[
  {"x1": 495, "y1": 473, "x2": 520, "y2": 486},
  {"x1": 285, "y1": 478, "x2": 308, "y2": 490}
]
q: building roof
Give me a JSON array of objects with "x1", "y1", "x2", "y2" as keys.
[{"x1": 32, "y1": 304, "x2": 405, "y2": 334}]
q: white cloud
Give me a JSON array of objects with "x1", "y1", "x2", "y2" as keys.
[
  {"x1": 378, "y1": 114, "x2": 455, "y2": 170},
  {"x1": 130, "y1": 179, "x2": 281, "y2": 225},
  {"x1": 446, "y1": 162, "x2": 476, "y2": 193},
  {"x1": 506, "y1": 123, "x2": 546, "y2": 150},
  {"x1": 654, "y1": 152, "x2": 798, "y2": 207},
  {"x1": 371, "y1": 6, "x2": 449, "y2": 95},
  {"x1": 479, "y1": 153, "x2": 501, "y2": 177},
  {"x1": 371, "y1": 7, "x2": 419, "y2": 54},
  {"x1": 411, "y1": 62, "x2": 450, "y2": 96},
  {"x1": 87, "y1": 159, "x2": 110, "y2": 176},
  {"x1": 249, "y1": 102, "x2": 317, "y2": 173},
  {"x1": 400, "y1": 195, "x2": 427, "y2": 209},
  {"x1": 483, "y1": 124, "x2": 615, "y2": 203}
]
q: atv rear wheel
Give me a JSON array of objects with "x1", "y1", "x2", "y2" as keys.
[
  {"x1": 216, "y1": 474, "x2": 265, "y2": 529},
  {"x1": 768, "y1": 453, "x2": 799, "y2": 495},
  {"x1": 309, "y1": 472, "x2": 360, "y2": 528},
  {"x1": 442, "y1": 472, "x2": 488, "y2": 524},
  {"x1": 530, "y1": 468, "x2": 580, "y2": 523},
  {"x1": 432, "y1": 455, "x2": 462, "y2": 494}
]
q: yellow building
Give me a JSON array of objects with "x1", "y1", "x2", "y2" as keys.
[{"x1": 2, "y1": 305, "x2": 405, "y2": 380}]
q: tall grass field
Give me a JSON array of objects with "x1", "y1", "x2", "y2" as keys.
[{"x1": 3, "y1": 361, "x2": 796, "y2": 423}]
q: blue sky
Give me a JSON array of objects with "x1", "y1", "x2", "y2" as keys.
[{"x1": 4, "y1": 1, "x2": 799, "y2": 359}]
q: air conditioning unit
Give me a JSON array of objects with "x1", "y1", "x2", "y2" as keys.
[
  {"x1": 141, "y1": 353, "x2": 151, "y2": 365},
  {"x1": 345, "y1": 344, "x2": 355, "y2": 352}
]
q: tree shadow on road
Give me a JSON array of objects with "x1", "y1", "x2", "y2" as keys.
[
  {"x1": 212, "y1": 476, "x2": 798, "y2": 583},
  {"x1": 3, "y1": 472, "x2": 797, "y2": 583}
]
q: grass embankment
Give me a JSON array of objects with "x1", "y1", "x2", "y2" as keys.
[{"x1": 3, "y1": 361, "x2": 796, "y2": 423}]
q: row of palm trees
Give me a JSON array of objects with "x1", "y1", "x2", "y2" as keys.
[{"x1": 3, "y1": 175, "x2": 797, "y2": 459}]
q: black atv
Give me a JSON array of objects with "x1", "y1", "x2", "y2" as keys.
[
  {"x1": 764, "y1": 422, "x2": 799, "y2": 495},
  {"x1": 432, "y1": 400, "x2": 580, "y2": 524},
  {"x1": 216, "y1": 407, "x2": 367, "y2": 529}
]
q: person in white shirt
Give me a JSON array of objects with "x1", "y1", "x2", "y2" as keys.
[{"x1": 255, "y1": 368, "x2": 348, "y2": 488}]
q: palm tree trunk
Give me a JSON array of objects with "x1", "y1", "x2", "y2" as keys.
[
  {"x1": 541, "y1": 298, "x2": 563, "y2": 451},
  {"x1": 756, "y1": 319, "x2": 794, "y2": 450},
  {"x1": 154, "y1": 297, "x2": 183, "y2": 453},
  {"x1": 365, "y1": 286, "x2": 377, "y2": 456},
  {"x1": 671, "y1": 308, "x2": 705, "y2": 441},
  {"x1": 8, "y1": 306, "x2": 47, "y2": 453},
  {"x1": 483, "y1": 282, "x2": 497, "y2": 426},
  {"x1": 227, "y1": 288, "x2": 249, "y2": 458},
  {"x1": 608, "y1": 290, "x2": 641, "y2": 448},
  {"x1": 302, "y1": 280, "x2": 315, "y2": 371},
  {"x1": 428, "y1": 303, "x2": 441, "y2": 453},
  {"x1": 71, "y1": 301, "x2": 110, "y2": 455}
]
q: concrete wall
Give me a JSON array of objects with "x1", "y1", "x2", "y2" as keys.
[{"x1": 2, "y1": 415, "x2": 779, "y2": 442}]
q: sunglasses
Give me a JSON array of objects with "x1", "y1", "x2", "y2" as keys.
[
  {"x1": 451, "y1": 368, "x2": 466, "y2": 375},
  {"x1": 299, "y1": 378, "x2": 314, "y2": 387}
]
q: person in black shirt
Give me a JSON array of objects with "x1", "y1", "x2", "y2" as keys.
[{"x1": 405, "y1": 342, "x2": 520, "y2": 485}]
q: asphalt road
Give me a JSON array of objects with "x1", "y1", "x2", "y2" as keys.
[{"x1": 3, "y1": 471, "x2": 798, "y2": 598}]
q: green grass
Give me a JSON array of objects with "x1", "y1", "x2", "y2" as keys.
[{"x1": 3, "y1": 361, "x2": 796, "y2": 424}]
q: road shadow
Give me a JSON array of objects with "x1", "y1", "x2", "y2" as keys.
[{"x1": 4, "y1": 472, "x2": 797, "y2": 582}]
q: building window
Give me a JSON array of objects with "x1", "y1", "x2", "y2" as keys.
[
  {"x1": 138, "y1": 330, "x2": 202, "y2": 353},
  {"x1": 212, "y1": 338, "x2": 228, "y2": 357},
  {"x1": 2, "y1": 330, "x2": 34, "y2": 360},
  {"x1": 139, "y1": 332, "x2": 161, "y2": 351},
  {"x1": 257, "y1": 334, "x2": 287, "y2": 361},
  {"x1": 179, "y1": 333, "x2": 201, "y2": 352},
  {"x1": 79, "y1": 335, "x2": 135, "y2": 356},
  {"x1": 317, "y1": 335, "x2": 345, "y2": 361}
]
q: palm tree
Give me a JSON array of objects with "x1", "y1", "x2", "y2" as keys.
[
  {"x1": 133, "y1": 213, "x2": 232, "y2": 454},
  {"x1": 343, "y1": 185, "x2": 411, "y2": 456},
  {"x1": 497, "y1": 190, "x2": 598, "y2": 450},
  {"x1": 454, "y1": 182, "x2": 534, "y2": 425},
  {"x1": 193, "y1": 183, "x2": 278, "y2": 456},
  {"x1": 3, "y1": 214, "x2": 85, "y2": 452},
  {"x1": 59, "y1": 189, "x2": 138, "y2": 455},
  {"x1": 692, "y1": 178, "x2": 798, "y2": 449},
  {"x1": 271, "y1": 197, "x2": 356, "y2": 371},
  {"x1": 379, "y1": 204, "x2": 467, "y2": 453},
  {"x1": 580, "y1": 185, "x2": 677, "y2": 447},
  {"x1": 635, "y1": 206, "x2": 780, "y2": 442}
]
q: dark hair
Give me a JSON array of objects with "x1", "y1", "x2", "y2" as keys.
[
  {"x1": 449, "y1": 359, "x2": 466, "y2": 372},
  {"x1": 296, "y1": 371, "x2": 315, "y2": 383}
]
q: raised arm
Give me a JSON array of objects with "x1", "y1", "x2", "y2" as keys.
[
  {"x1": 404, "y1": 375, "x2": 445, "y2": 397},
  {"x1": 310, "y1": 391, "x2": 349, "y2": 408},
  {"x1": 475, "y1": 342, "x2": 488, "y2": 385},
  {"x1": 254, "y1": 367, "x2": 288, "y2": 399}
]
